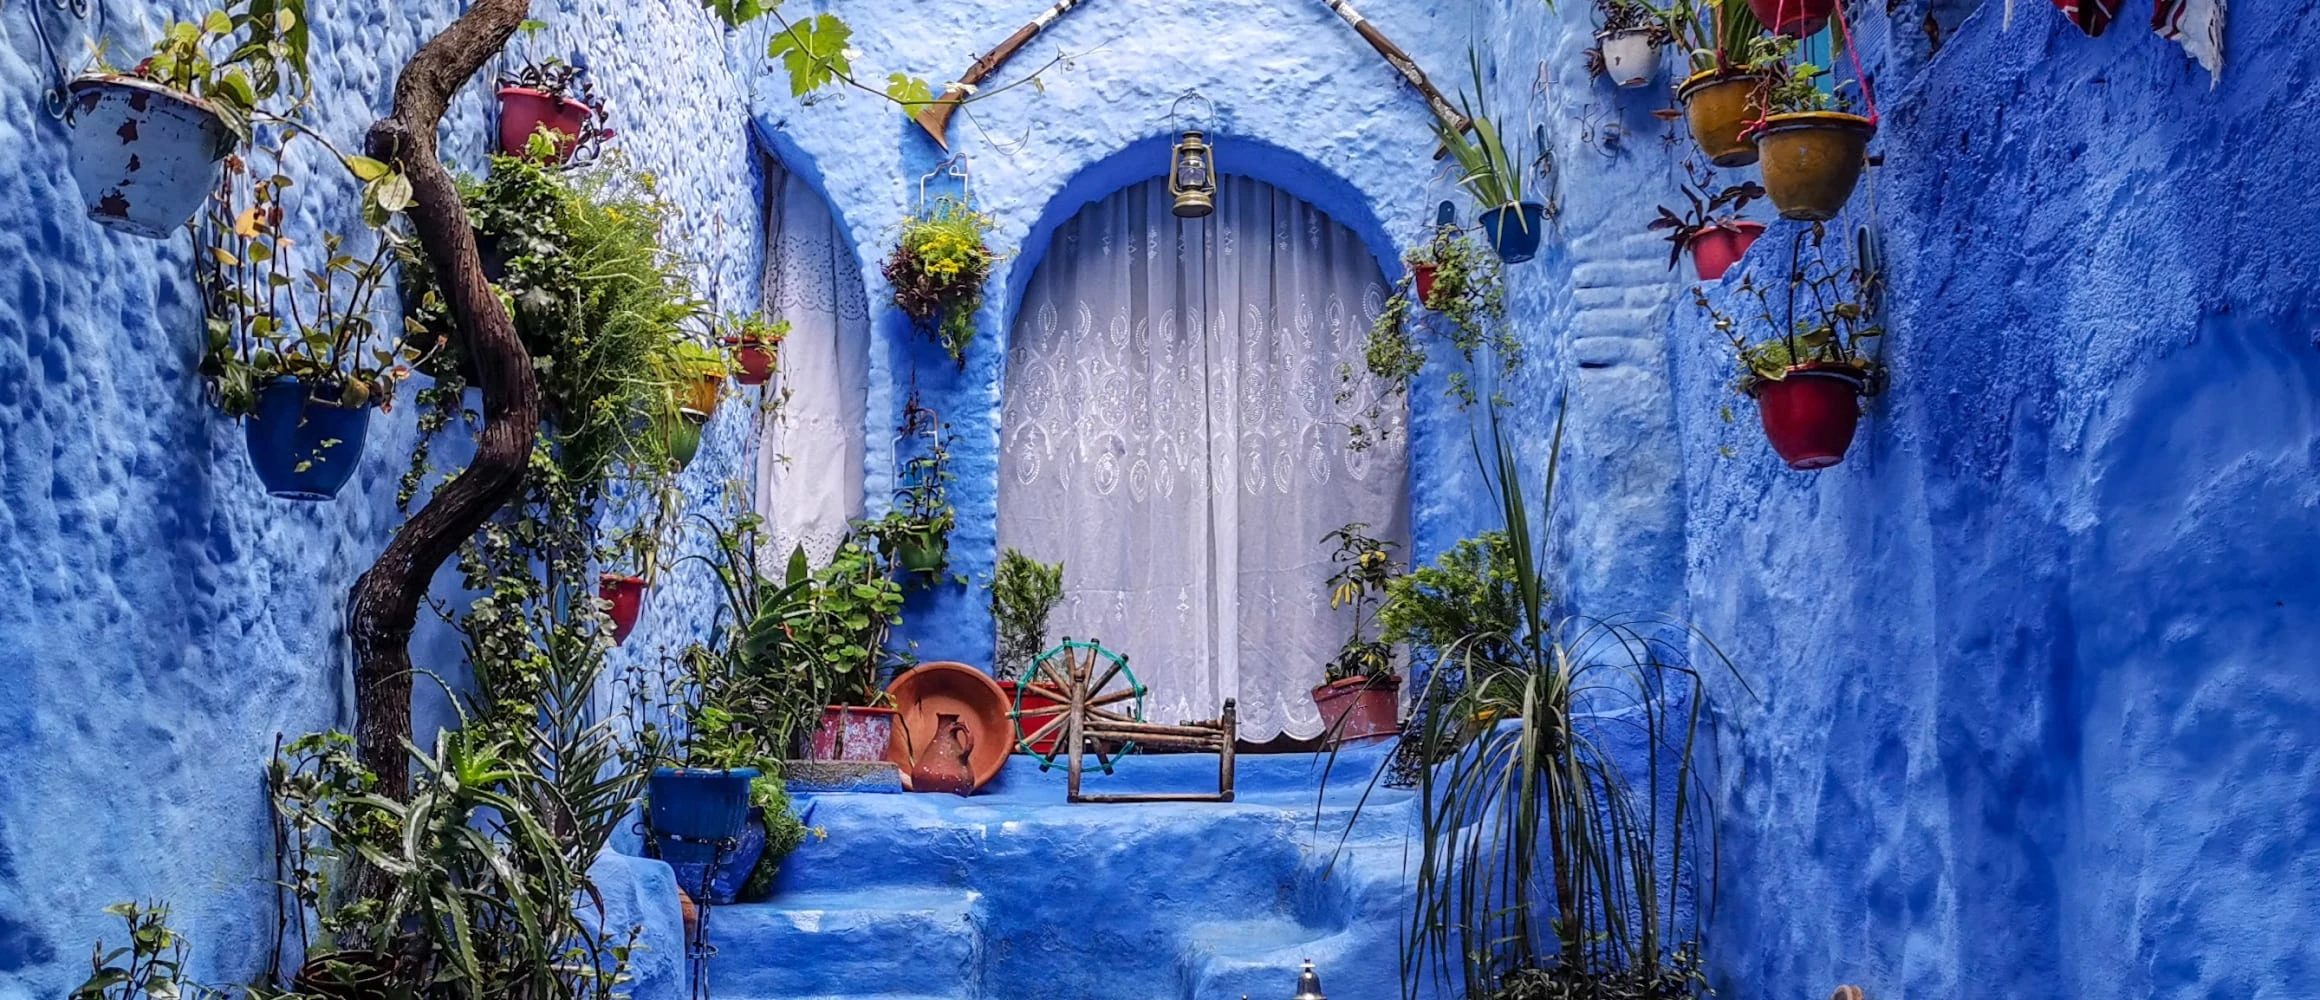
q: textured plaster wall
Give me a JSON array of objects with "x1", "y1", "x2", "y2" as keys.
[{"x1": 0, "y1": 0, "x2": 763, "y2": 995}]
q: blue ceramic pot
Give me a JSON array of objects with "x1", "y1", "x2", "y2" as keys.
[
  {"x1": 245, "y1": 379, "x2": 374, "y2": 501},
  {"x1": 647, "y1": 767, "x2": 760, "y2": 842},
  {"x1": 1480, "y1": 202, "x2": 1548, "y2": 264},
  {"x1": 656, "y1": 808, "x2": 768, "y2": 905}
]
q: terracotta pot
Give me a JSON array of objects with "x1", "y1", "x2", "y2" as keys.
[
  {"x1": 1312, "y1": 676, "x2": 1402, "y2": 744},
  {"x1": 1412, "y1": 263, "x2": 1439, "y2": 308},
  {"x1": 495, "y1": 86, "x2": 591, "y2": 162},
  {"x1": 1754, "y1": 112, "x2": 1875, "y2": 221},
  {"x1": 812, "y1": 705, "x2": 897, "y2": 762},
  {"x1": 1676, "y1": 70, "x2": 1768, "y2": 168},
  {"x1": 1749, "y1": 363, "x2": 1867, "y2": 470},
  {"x1": 728, "y1": 337, "x2": 778, "y2": 385},
  {"x1": 1747, "y1": 0, "x2": 1835, "y2": 35},
  {"x1": 678, "y1": 887, "x2": 700, "y2": 942},
  {"x1": 1000, "y1": 680, "x2": 1068, "y2": 755},
  {"x1": 885, "y1": 662, "x2": 1011, "y2": 791},
  {"x1": 66, "y1": 76, "x2": 232, "y2": 239},
  {"x1": 293, "y1": 950, "x2": 396, "y2": 1000},
  {"x1": 1689, "y1": 221, "x2": 1767, "y2": 281},
  {"x1": 599, "y1": 573, "x2": 646, "y2": 643},
  {"x1": 909, "y1": 713, "x2": 977, "y2": 796},
  {"x1": 684, "y1": 372, "x2": 725, "y2": 418},
  {"x1": 1597, "y1": 28, "x2": 1663, "y2": 88}
]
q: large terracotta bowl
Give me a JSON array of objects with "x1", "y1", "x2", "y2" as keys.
[{"x1": 885, "y1": 661, "x2": 1012, "y2": 793}]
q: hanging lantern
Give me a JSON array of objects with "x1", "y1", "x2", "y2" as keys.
[
  {"x1": 1168, "y1": 92, "x2": 1216, "y2": 218},
  {"x1": 1291, "y1": 960, "x2": 1327, "y2": 1000}
]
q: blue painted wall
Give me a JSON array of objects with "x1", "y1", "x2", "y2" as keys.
[{"x1": 0, "y1": 0, "x2": 764, "y2": 995}]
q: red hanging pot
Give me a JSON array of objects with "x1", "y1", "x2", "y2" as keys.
[
  {"x1": 1689, "y1": 221, "x2": 1767, "y2": 281},
  {"x1": 726, "y1": 336, "x2": 777, "y2": 386},
  {"x1": 599, "y1": 573, "x2": 647, "y2": 644},
  {"x1": 1412, "y1": 263, "x2": 1439, "y2": 308},
  {"x1": 496, "y1": 86, "x2": 591, "y2": 162},
  {"x1": 1747, "y1": 0, "x2": 1834, "y2": 35},
  {"x1": 1750, "y1": 363, "x2": 1866, "y2": 470}
]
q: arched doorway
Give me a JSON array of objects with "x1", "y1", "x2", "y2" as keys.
[
  {"x1": 997, "y1": 174, "x2": 1409, "y2": 741},
  {"x1": 753, "y1": 151, "x2": 871, "y2": 568}
]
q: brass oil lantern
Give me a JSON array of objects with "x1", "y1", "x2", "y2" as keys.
[{"x1": 1168, "y1": 92, "x2": 1216, "y2": 218}]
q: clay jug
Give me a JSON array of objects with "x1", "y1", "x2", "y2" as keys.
[{"x1": 912, "y1": 713, "x2": 977, "y2": 796}]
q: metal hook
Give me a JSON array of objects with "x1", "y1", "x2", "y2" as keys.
[
  {"x1": 917, "y1": 153, "x2": 972, "y2": 211},
  {"x1": 24, "y1": 0, "x2": 105, "y2": 120},
  {"x1": 1168, "y1": 90, "x2": 1215, "y2": 135}
]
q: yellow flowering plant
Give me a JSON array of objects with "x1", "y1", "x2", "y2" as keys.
[{"x1": 883, "y1": 196, "x2": 998, "y2": 367}]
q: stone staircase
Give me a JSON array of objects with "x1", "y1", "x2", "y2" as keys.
[{"x1": 696, "y1": 743, "x2": 1419, "y2": 1000}]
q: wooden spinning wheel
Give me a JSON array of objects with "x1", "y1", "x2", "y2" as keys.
[{"x1": 1012, "y1": 639, "x2": 1145, "y2": 769}]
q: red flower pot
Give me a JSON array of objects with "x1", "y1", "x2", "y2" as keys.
[
  {"x1": 1689, "y1": 221, "x2": 1766, "y2": 281},
  {"x1": 1750, "y1": 364, "x2": 1866, "y2": 470},
  {"x1": 1746, "y1": 0, "x2": 1834, "y2": 35},
  {"x1": 811, "y1": 706, "x2": 897, "y2": 762},
  {"x1": 496, "y1": 86, "x2": 591, "y2": 162},
  {"x1": 1311, "y1": 675, "x2": 1402, "y2": 745},
  {"x1": 998, "y1": 681, "x2": 1068, "y2": 755},
  {"x1": 599, "y1": 574, "x2": 646, "y2": 644},
  {"x1": 726, "y1": 337, "x2": 777, "y2": 386},
  {"x1": 1412, "y1": 263, "x2": 1439, "y2": 308}
]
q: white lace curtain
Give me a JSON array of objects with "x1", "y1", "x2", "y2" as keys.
[
  {"x1": 754, "y1": 156, "x2": 870, "y2": 570},
  {"x1": 997, "y1": 176, "x2": 1410, "y2": 741}
]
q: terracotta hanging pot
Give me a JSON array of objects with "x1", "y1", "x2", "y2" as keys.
[
  {"x1": 495, "y1": 86, "x2": 591, "y2": 162},
  {"x1": 1749, "y1": 362, "x2": 1867, "y2": 470},
  {"x1": 726, "y1": 337, "x2": 777, "y2": 385},
  {"x1": 66, "y1": 76, "x2": 233, "y2": 239},
  {"x1": 1746, "y1": 0, "x2": 1835, "y2": 36},
  {"x1": 678, "y1": 886, "x2": 700, "y2": 941},
  {"x1": 1411, "y1": 263, "x2": 1439, "y2": 308},
  {"x1": 684, "y1": 372, "x2": 725, "y2": 418},
  {"x1": 1311, "y1": 675, "x2": 1402, "y2": 745},
  {"x1": 1754, "y1": 112, "x2": 1875, "y2": 221},
  {"x1": 1688, "y1": 221, "x2": 1767, "y2": 280},
  {"x1": 599, "y1": 573, "x2": 646, "y2": 643},
  {"x1": 1597, "y1": 28, "x2": 1663, "y2": 88},
  {"x1": 1676, "y1": 70, "x2": 1769, "y2": 168}
]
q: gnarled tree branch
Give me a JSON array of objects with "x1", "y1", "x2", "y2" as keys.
[{"x1": 350, "y1": 0, "x2": 541, "y2": 798}]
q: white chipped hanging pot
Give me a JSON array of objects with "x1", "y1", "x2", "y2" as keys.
[
  {"x1": 66, "y1": 75, "x2": 233, "y2": 239},
  {"x1": 1596, "y1": 28, "x2": 1663, "y2": 89}
]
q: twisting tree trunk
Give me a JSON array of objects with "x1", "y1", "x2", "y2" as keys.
[{"x1": 350, "y1": 0, "x2": 540, "y2": 799}]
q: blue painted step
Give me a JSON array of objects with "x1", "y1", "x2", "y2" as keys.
[{"x1": 707, "y1": 888, "x2": 982, "y2": 1000}]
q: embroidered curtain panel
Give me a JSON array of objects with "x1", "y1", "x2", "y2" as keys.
[
  {"x1": 754, "y1": 157, "x2": 871, "y2": 570},
  {"x1": 997, "y1": 176, "x2": 1409, "y2": 740}
]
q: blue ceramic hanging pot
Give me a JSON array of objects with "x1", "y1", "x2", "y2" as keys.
[
  {"x1": 657, "y1": 807, "x2": 769, "y2": 905},
  {"x1": 1480, "y1": 202, "x2": 1548, "y2": 264},
  {"x1": 647, "y1": 766, "x2": 761, "y2": 841},
  {"x1": 245, "y1": 378, "x2": 374, "y2": 501}
]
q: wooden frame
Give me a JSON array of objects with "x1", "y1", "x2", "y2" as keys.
[{"x1": 1027, "y1": 641, "x2": 1237, "y2": 803}]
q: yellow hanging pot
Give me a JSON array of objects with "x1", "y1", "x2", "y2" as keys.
[
  {"x1": 1754, "y1": 111, "x2": 1876, "y2": 221},
  {"x1": 1676, "y1": 69, "x2": 1770, "y2": 168}
]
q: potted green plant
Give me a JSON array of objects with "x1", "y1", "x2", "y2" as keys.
[
  {"x1": 990, "y1": 548, "x2": 1066, "y2": 752},
  {"x1": 1647, "y1": 162, "x2": 1766, "y2": 280},
  {"x1": 884, "y1": 196, "x2": 998, "y2": 367},
  {"x1": 1668, "y1": 0, "x2": 1787, "y2": 167},
  {"x1": 1344, "y1": 224, "x2": 1512, "y2": 451},
  {"x1": 865, "y1": 396, "x2": 957, "y2": 582},
  {"x1": 1435, "y1": 64, "x2": 1546, "y2": 264},
  {"x1": 723, "y1": 312, "x2": 790, "y2": 386},
  {"x1": 495, "y1": 21, "x2": 612, "y2": 164},
  {"x1": 745, "y1": 541, "x2": 908, "y2": 762},
  {"x1": 1752, "y1": 62, "x2": 1875, "y2": 221},
  {"x1": 1312, "y1": 523, "x2": 1403, "y2": 744},
  {"x1": 198, "y1": 152, "x2": 410, "y2": 502},
  {"x1": 1593, "y1": 0, "x2": 1672, "y2": 89},
  {"x1": 66, "y1": 0, "x2": 308, "y2": 238},
  {"x1": 1695, "y1": 225, "x2": 1884, "y2": 469}
]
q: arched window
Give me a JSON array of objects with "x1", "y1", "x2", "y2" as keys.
[{"x1": 998, "y1": 175, "x2": 1409, "y2": 741}]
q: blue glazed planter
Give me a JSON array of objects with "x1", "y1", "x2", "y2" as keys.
[
  {"x1": 647, "y1": 767, "x2": 760, "y2": 842},
  {"x1": 245, "y1": 379, "x2": 374, "y2": 501},
  {"x1": 1480, "y1": 202, "x2": 1548, "y2": 263},
  {"x1": 657, "y1": 808, "x2": 768, "y2": 905}
]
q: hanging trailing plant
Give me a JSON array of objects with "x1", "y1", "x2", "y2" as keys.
[
  {"x1": 862, "y1": 394, "x2": 958, "y2": 582},
  {"x1": 1695, "y1": 224, "x2": 1885, "y2": 469},
  {"x1": 494, "y1": 20, "x2": 614, "y2": 164},
  {"x1": 1340, "y1": 224, "x2": 1513, "y2": 451},
  {"x1": 884, "y1": 196, "x2": 998, "y2": 367}
]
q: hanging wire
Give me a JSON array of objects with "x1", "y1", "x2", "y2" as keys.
[
  {"x1": 1167, "y1": 90, "x2": 1214, "y2": 137},
  {"x1": 20, "y1": 0, "x2": 106, "y2": 120},
  {"x1": 915, "y1": 153, "x2": 973, "y2": 212}
]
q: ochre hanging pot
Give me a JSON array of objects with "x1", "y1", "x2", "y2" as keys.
[
  {"x1": 1677, "y1": 70, "x2": 1769, "y2": 168},
  {"x1": 1754, "y1": 112, "x2": 1876, "y2": 221}
]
